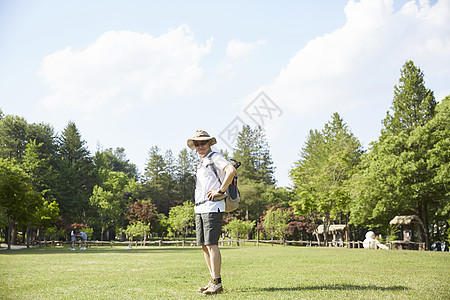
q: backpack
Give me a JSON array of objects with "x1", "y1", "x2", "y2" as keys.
[{"x1": 207, "y1": 152, "x2": 241, "y2": 212}]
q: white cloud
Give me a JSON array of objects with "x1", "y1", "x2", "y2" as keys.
[
  {"x1": 217, "y1": 39, "x2": 265, "y2": 76},
  {"x1": 39, "y1": 24, "x2": 212, "y2": 112},
  {"x1": 265, "y1": 0, "x2": 450, "y2": 114},
  {"x1": 246, "y1": 0, "x2": 450, "y2": 187},
  {"x1": 225, "y1": 39, "x2": 265, "y2": 60}
]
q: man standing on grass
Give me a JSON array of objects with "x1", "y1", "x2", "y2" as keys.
[
  {"x1": 79, "y1": 231, "x2": 87, "y2": 250},
  {"x1": 187, "y1": 130, "x2": 236, "y2": 295},
  {"x1": 70, "y1": 229, "x2": 77, "y2": 250}
]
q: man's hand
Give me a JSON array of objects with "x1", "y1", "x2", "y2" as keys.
[{"x1": 207, "y1": 190, "x2": 224, "y2": 200}]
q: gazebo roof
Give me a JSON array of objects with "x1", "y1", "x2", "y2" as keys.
[{"x1": 389, "y1": 215, "x2": 423, "y2": 225}]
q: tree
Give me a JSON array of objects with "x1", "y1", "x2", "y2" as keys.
[
  {"x1": 233, "y1": 126, "x2": 275, "y2": 185},
  {"x1": 261, "y1": 206, "x2": 290, "y2": 244},
  {"x1": 56, "y1": 121, "x2": 96, "y2": 224},
  {"x1": 232, "y1": 126, "x2": 276, "y2": 221},
  {"x1": 125, "y1": 200, "x2": 159, "y2": 238},
  {"x1": 124, "y1": 221, "x2": 150, "y2": 243},
  {"x1": 143, "y1": 146, "x2": 178, "y2": 214},
  {"x1": 223, "y1": 218, "x2": 255, "y2": 244},
  {"x1": 0, "y1": 115, "x2": 28, "y2": 160},
  {"x1": 174, "y1": 148, "x2": 197, "y2": 202},
  {"x1": 32, "y1": 200, "x2": 60, "y2": 246},
  {"x1": 382, "y1": 60, "x2": 436, "y2": 137},
  {"x1": 0, "y1": 158, "x2": 41, "y2": 249},
  {"x1": 290, "y1": 113, "x2": 362, "y2": 244},
  {"x1": 349, "y1": 61, "x2": 439, "y2": 249},
  {"x1": 166, "y1": 201, "x2": 195, "y2": 241},
  {"x1": 89, "y1": 171, "x2": 132, "y2": 240},
  {"x1": 94, "y1": 147, "x2": 138, "y2": 180}
]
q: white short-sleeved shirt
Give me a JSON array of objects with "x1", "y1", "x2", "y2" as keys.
[
  {"x1": 195, "y1": 152, "x2": 230, "y2": 213},
  {"x1": 80, "y1": 232, "x2": 87, "y2": 240}
]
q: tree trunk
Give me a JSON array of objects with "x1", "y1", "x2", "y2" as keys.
[
  {"x1": 256, "y1": 229, "x2": 260, "y2": 247},
  {"x1": 421, "y1": 201, "x2": 430, "y2": 250},
  {"x1": 26, "y1": 227, "x2": 30, "y2": 248},
  {"x1": 11, "y1": 222, "x2": 18, "y2": 245},
  {"x1": 345, "y1": 215, "x2": 350, "y2": 248},
  {"x1": 7, "y1": 217, "x2": 13, "y2": 250},
  {"x1": 323, "y1": 217, "x2": 329, "y2": 247},
  {"x1": 101, "y1": 215, "x2": 104, "y2": 241},
  {"x1": 121, "y1": 212, "x2": 126, "y2": 242},
  {"x1": 37, "y1": 227, "x2": 42, "y2": 247}
]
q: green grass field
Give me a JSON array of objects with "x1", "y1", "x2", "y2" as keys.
[{"x1": 1, "y1": 244, "x2": 449, "y2": 299}]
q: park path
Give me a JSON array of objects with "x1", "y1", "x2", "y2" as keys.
[{"x1": 0, "y1": 243, "x2": 31, "y2": 250}]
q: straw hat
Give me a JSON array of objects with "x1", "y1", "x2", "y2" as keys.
[{"x1": 187, "y1": 130, "x2": 217, "y2": 150}]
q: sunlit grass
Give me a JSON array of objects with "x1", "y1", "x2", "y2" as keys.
[{"x1": 1, "y1": 245, "x2": 449, "y2": 299}]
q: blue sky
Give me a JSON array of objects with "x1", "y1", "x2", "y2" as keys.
[{"x1": 1, "y1": 0, "x2": 449, "y2": 187}]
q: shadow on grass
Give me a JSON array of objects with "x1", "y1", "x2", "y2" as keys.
[{"x1": 239, "y1": 284, "x2": 409, "y2": 292}]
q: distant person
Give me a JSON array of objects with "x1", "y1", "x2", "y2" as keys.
[
  {"x1": 187, "y1": 130, "x2": 236, "y2": 295},
  {"x1": 70, "y1": 229, "x2": 77, "y2": 250},
  {"x1": 79, "y1": 231, "x2": 88, "y2": 250}
]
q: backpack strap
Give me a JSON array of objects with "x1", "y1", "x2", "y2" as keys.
[{"x1": 206, "y1": 152, "x2": 222, "y2": 185}]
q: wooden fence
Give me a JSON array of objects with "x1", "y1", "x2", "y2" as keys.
[
  {"x1": 25, "y1": 238, "x2": 423, "y2": 250},
  {"x1": 31, "y1": 239, "x2": 367, "y2": 248}
]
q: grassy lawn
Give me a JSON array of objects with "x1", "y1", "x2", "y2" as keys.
[{"x1": 1, "y1": 244, "x2": 449, "y2": 299}]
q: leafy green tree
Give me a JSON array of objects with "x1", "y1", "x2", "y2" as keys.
[
  {"x1": 166, "y1": 201, "x2": 195, "y2": 241},
  {"x1": 94, "y1": 147, "x2": 138, "y2": 180},
  {"x1": 32, "y1": 200, "x2": 60, "y2": 245},
  {"x1": 349, "y1": 61, "x2": 439, "y2": 249},
  {"x1": 0, "y1": 158, "x2": 41, "y2": 249},
  {"x1": 0, "y1": 205, "x2": 7, "y2": 231},
  {"x1": 262, "y1": 206, "x2": 290, "y2": 243},
  {"x1": 124, "y1": 221, "x2": 150, "y2": 242},
  {"x1": 237, "y1": 181, "x2": 265, "y2": 221},
  {"x1": 89, "y1": 186, "x2": 115, "y2": 240},
  {"x1": 223, "y1": 218, "x2": 255, "y2": 244},
  {"x1": 0, "y1": 115, "x2": 28, "y2": 160},
  {"x1": 89, "y1": 171, "x2": 132, "y2": 240},
  {"x1": 408, "y1": 95, "x2": 449, "y2": 243},
  {"x1": 290, "y1": 113, "x2": 362, "y2": 243}
]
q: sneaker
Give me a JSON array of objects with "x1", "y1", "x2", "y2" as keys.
[
  {"x1": 197, "y1": 278, "x2": 212, "y2": 293},
  {"x1": 202, "y1": 278, "x2": 223, "y2": 295},
  {"x1": 70, "y1": 248, "x2": 75, "y2": 251}
]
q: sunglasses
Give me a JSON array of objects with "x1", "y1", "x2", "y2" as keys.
[{"x1": 194, "y1": 140, "x2": 209, "y2": 147}]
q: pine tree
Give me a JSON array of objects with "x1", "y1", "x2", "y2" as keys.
[
  {"x1": 175, "y1": 148, "x2": 197, "y2": 202},
  {"x1": 143, "y1": 146, "x2": 178, "y2": 215},
  {"x1": 233, "y1": 125, "x2": 275, "y2": 185},
  {"x1": 56, "y1": 121, "x2": 96, "y2": 224},
  {"x1": 382, "y1": 60, "x2": 436, "y2": 137},
  {"x1": 350, "y1": 61, "x2": 439, "y2": 249}
]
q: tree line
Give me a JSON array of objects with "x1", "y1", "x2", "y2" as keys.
[{"x1": 1, "y1": 60, "x2": 448, "y2": 250}]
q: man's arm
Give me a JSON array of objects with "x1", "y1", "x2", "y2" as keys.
[{"x1": 207, "y1": 163, "x2": 236, "y2": 200}]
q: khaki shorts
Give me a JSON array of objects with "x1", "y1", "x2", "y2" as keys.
[{"x1": 196, "y1": 212, "x2": 223, "y2": 246}]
